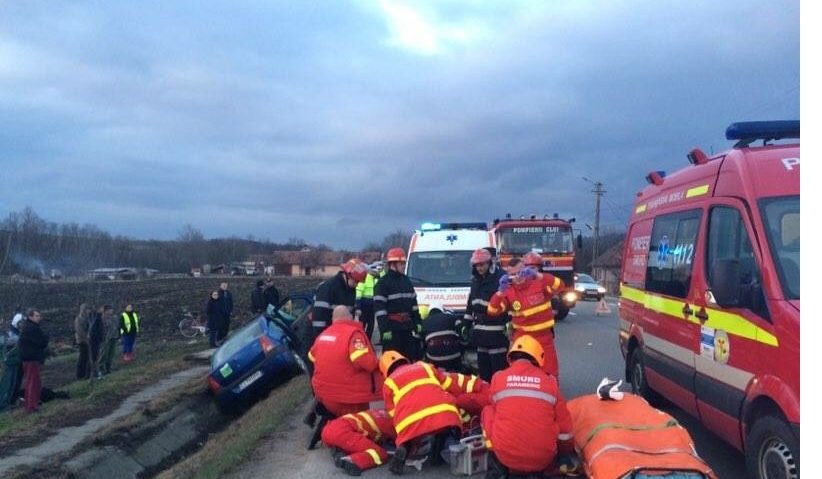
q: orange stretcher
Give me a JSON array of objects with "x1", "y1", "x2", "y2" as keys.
[{"x1": 566, "y1": 394, "x2": 717, "y2": 479}]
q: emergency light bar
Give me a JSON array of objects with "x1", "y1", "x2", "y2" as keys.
[
  {"x1": 420, "y1": 222, "x2": 487, "y2": 231},
  {"x1": 726, "y1": 120, "x2": 800, "y2": 148}
]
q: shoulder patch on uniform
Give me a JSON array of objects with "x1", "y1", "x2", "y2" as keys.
[
  {"x1": 353, "y1": 338, "x2": 366, "y2": 350},
  {"x1": 512, "y1": 300, "x2": 522, "y2": 311}
]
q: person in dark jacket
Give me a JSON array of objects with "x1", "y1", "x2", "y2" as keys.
[
  {"x1": 310, "y1": 259, "x2": 368, "y2": 342},
  {"x1": 374, "y1": 248, "x2": 422, "y2": 360},
  {"x1": 88, "y1": 306, "x2": 105, "y2": 379},
  {"x1": 465, "y1": 248, "x2": 508, "y2": 382},
  {"x1": 263, "y1": 278, "x2": 280, "y2": 311},
  {"x1": 19, "y1": 309, "x2": 48, "y2": 413},
  {"x1": 251, "y1": 280, "x2": 266, "y2": 315},
  {"x1": 218, "y1": 282, "x2": 233, "y2": 342},
  {"x1": 120, "y1": 304, "x2": 140, "y2": 362},
  {"x1": 97, "y1": 305, "x2": 118, "y2": 376},
  {"x1": 421, "y1": 303, "x2": 463, "y2": 372},
  {"x1": 74, "y1": 303, "x2": 91, "y2": 379},
  {"x1": 206, "y1": 291, "x2": 222, "y2": 347}
]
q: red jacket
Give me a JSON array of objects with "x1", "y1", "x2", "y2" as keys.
[
  {"x1": 383, "y1": 362, "x2": 487, "y2": 446},
  {"x1": 309, "y1": 319, "x2": 382, "y2": 404},
  {"x1": 338, "y1": 409, "x2": 396, "y2": 442},
  {"x1": 482, "y1": 359, "x2": 573, "y2": 472},
  {"x1": 487, "y1": 273, "x2": 564, "y2": 336}
]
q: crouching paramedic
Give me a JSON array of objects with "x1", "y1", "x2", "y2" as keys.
[
  {"x1": 482, "y1": 335, "x2": 574, "y2": 477},
  {"x1": 322, "y1": 408, "x2": 396, "y2": 476},
  {"x1": 420, "y1": 302, "x2": 463, "y2": 372},
  {"x1": 487, "y1": 254, "x2": 564, "y2": 377},
  {"x1": 379, "y1": 351, "x2": 487, "y2": 475},
  {"x1": 311, "y1": 259, "x2": 369, "y2": 342},
  {"x1": 309, "y1": 306, "x2": 383, "y2": 416}
]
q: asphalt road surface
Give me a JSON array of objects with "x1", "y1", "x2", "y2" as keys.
[{"x1": 231, "y1": 299, "x2": 747, "y2": 479}]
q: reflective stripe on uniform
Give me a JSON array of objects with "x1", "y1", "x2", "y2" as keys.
[
  {"x1": 492, "y1": 388, "x2": 557, "y2": 404},
  {"x1": 589, "y1": 444, "x2": 695, "y2": 466},
  {"x1": 442, "y1": 376, "x2": 453, "y2": 390},
  {"x1": 510, "y1": 302, "x2": 551, "y2": 318},
  {"x1": 358, "y1": 412, "x2": 382, "y2": 439},
  {"x1": 373, "y1": 295, "x2": 387, "y2": 302},
  {"x1": 552, "y1": 277, "x2": 561, "y2": 290},
  {"x1": 375, "y1": 310, "x2": 387, "y2": 318},
  {"x1": 425, "y1": 330, "x2": 459, "y2": 341},
  {"x1": 395, "y1": 403, "x2": 460, "y2": 433},
  {"x1": 474, "y1": 324, "x2": 505, "y2": 332},
  {"x1": 350, "y1": 348, "x2": 369, "y2": 362},
  {"x1": 365, "y1": 448, "x2": 382, "y2": 465},
  {"x1": 312, "y1": 321, "x2": 327, "y2": 327},
  {"x1": 387, "y1": 293, "x2": 417, "y2": 300},
  {"x1": 466, "y1": 376, "x2": 478, "y2": 392},
  {"x1": 313, "y1": 301, "x2": 331, "y2": 309},
  {"x1": 391, "y1": 377, "x2": 440, "y2": 403},
  {"x1": 427, "y1": 351, "x2": 461, "y2": 361},
  {"x1": 512, "y1": 319, "x2": 554, "y2": 332},
  {"x1": 308, "y1": 350, "x2": 315, "y2": 362},
  {"x1": 476, "y1": 347, "x2": 507, "y2": 354},
  {"x1": 558, "y1": 433, "x2": 573, "y2": 441},
  {"x1": 471, "y1": 299, "x2": 489, "y2": 307}
]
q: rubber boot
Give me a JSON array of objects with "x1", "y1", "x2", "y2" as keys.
[
  {"x1": 390, "y1": 445, "x2": 408, "y2": 475},
  {"x1": 335, "y1": 456, "x2": 364, "y2": 476}
]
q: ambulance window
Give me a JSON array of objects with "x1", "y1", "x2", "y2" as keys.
[
  {"x1": 645, "y1": 210, "x2": 701, "y2": 298},
  {"x1": 707, "y1": 207, "x2": 768, "y2": 316}
]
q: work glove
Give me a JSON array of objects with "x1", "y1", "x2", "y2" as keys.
[
  {"x1": 519, "y1": 266, "x2": 539, "y2": 280},
  {"x1": 498, "y1": 274, "x2": 511, "y2": 293},
  {"x1": 382, "y1": 331, "x2": 393, "y2": 342},
  {"x1": 597, "y1": 377, "x2": 624, "y2": 401},
  {"x1": 556, "y1": 453, "x2": 583, "y2": 476}
]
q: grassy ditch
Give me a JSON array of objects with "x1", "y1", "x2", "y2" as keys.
[
  {"x1": 156, "y1": 376, "x2": 312, "y2": 479},
  {"x1": 0, "y1": 339, "x2": 208, "y2": 451}
]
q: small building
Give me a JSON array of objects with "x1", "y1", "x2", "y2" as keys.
[
  {"x1": 269, "y1": 250, "x2": 382, "y2": 277},
  {"x1": 590, "y1": 241, "x2": 624, "y2": 294}
]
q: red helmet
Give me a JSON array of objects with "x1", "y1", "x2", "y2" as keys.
[
  {"x1": 386, "y1": 247, "x2": 407, "y2": 263},
  {"x1": 341, "y1": 259, "x2": 368, "y2": 283},
  {"x1": 470, "y1": 248, "x2": 492, "y2": 265},
  {"x1": 522, "y1": 252, "x2": 543, "y2": 267}
]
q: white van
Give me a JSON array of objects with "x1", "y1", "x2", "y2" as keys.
[{"x1": 405, "y1": 222, "x2": 494, "y2": 317}]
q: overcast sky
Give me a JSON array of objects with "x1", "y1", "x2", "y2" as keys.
[{"x1": 0, "y1": 0, "x2": 800, "y2": 249}]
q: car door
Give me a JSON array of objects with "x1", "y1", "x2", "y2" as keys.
[
  {"x1": 691, "y1": 198, "x2": 777, "y2": 449},
  {"x1": 640, "y1": 207, "x2": 703, "y2": 417}
]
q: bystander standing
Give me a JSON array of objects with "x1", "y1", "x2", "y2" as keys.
[{"x1": 18, "y1": 309, "x2": 48, "y2": 413}]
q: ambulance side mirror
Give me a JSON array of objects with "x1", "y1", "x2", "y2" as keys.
[
  {"x1": 710, "y1": 259, "x2": 740, "y2": 308},
  {"x1": 577, "y1": 234, "x2": 583, "y2": 250}
]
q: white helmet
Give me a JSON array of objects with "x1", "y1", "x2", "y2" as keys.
[{"x1": 427, "y1": 302, "x2": 444, "y2": 314}]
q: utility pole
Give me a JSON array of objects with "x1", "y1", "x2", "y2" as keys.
[{"x1": 582, "y1": 177, "x2": 606, "y2": 264}]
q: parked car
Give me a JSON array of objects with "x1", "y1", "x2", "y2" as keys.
[
  {"x1": 207, "y1": 292, "x2": 313, "y2": 412},
  {"x1": 574, "y1": 273, "x2": 607, "y2": 300}
]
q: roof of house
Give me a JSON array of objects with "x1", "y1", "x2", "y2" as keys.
[
  {"x1": 271, "y1": 250, "x2": 382, "y2": 266},
  {"x1": 591, "y1": 240, "x2": 624, "y2": 269}
]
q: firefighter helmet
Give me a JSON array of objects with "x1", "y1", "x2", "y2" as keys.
[
  {"x1": 507, "y1": 335, "x2": 545, "y2": 367},
  {"x1": 470, "y1": 248, "x2": 492, "y2": 265},
  {"x1": 341, "y1": 259, "x2": 368, "y2": 283},
  {"x1": 379, "y1": 350, "x2": 409, "y2": 377},
  {"x1": 522, "y1": 252, "x2": 544, "y2": 267},
  {"x1": 386, "y1": 248, "x2": 407, "y2": 263}
]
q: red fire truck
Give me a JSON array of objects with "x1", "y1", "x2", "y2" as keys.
[{"x1": 491, "y1": 214, "x2": 582, "y2": 320}]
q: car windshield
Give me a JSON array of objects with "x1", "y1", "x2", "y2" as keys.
[
  {"x1": 498, "y1": 227, "x2": 574, "y2": 254},
  {"x1": 760, "y1": 196, "x2": 799, "y2": 300},
  {"x1": 212, "y1": 320, "x2": 264, "y2": 367},
  {"x1": 577, "y1": 274, "x2": 596, "y2": 284},
  {"x1": 407, "y1": 251, "x2": 473, "y2": 287}
]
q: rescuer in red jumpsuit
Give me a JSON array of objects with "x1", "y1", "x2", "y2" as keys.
[
  {"x1": 487, "y1": 254, "x2": 565, "y2": 377},
  {"x1": 379, "y1": 351, "x2": 488, "y2": 475},
  {"x1": 309, "y1": 306, "x2": 383, "y2": 416},
  {"x1": 481, "y1": 335, "x2": 575, "y2": 477},
  {"x1": 321, "y1": 408, "x2": 396, "y2": 476}
]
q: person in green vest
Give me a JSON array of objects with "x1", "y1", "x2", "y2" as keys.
[
  {"x1": 120, "y1": 304, "x2": 140, "y2": 363},
  {"x1": 355, "y1": 262, "x2": 384, "y2": 341}
]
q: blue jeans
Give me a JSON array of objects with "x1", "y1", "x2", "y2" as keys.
[{"x1": 122, "y1": 334, "x2": 136, "y2": 354}]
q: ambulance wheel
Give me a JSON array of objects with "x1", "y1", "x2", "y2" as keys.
[
  {"x1": 746, "y1": 415, "x2": 799, "y2": 479},
  {"x1": 627, "y1": 346, "x2": 660, "y2": 406},
  {"x1": 554, "y1": 306, "x2": 569, "y2": 321}
]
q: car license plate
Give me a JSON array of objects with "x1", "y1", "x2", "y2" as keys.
[{"x1": 238, "y1": 370, "x2": 263, "y2": 391}]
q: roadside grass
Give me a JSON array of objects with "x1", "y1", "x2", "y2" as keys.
[
  {"x1": 0, "y1": 339, "x2": 209, "y2": 447},
  {"x1": 156, "y1": 376, "x2": 312, "y2": 479}
]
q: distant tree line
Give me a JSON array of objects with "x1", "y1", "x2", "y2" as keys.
[{"x1": 0, "y1": 207, "x2": 313, "y2": 276}]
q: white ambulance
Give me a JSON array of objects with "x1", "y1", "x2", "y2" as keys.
[{"x1": 405, "y1": 222, "x2": 495, "y2": 318}]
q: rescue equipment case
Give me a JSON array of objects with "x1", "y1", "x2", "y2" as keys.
[{"x1": 448, "y1": 434, "x2": 488, "y2": 476}]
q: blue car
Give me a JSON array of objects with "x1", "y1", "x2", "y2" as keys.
[{"x1": 207, "y1": 293, "x2": 313, "y2": 412}]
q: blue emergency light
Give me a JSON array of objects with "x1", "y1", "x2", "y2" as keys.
[
  {"x1": 726, "y1": 120, "x2": 799, "y2": 148},
  {"x1": 420, "y1": 222, "x2": 442, "y2": 231}
]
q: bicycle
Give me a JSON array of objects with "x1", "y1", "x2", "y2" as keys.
[{"x1": 179, "y1": 311, "x2": 207, "y2": 338}]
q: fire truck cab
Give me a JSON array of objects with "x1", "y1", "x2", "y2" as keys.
[
  {"x1": 619, "y1": 121, "x2": 799, "y2": 479},
  {"x1": 491, "y1": 215, "x2": 582, "y2": 320},
  {"x1": 405, "y1": 222, "x2": 494, "y2": 318}
]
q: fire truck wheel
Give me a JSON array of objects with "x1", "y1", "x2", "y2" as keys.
[
  {"x1": 746, "y1": 414, "x2": 799, "y2": 479},
  {"x1": 627, "y1": 346, "x2": 661, "y2": 406}
]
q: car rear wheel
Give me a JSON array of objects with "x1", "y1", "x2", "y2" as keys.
[
  {"x1": 746, "y1": 415, "x2": 799, "y2": 479},
  {"x1": 179, "y1": 318, "x2": 197, "y2": 338},
  {"x1": 291, "y1": 351, "x2": 309, "y2": 376},
  {"x1": 628, "y1": 346, "x2": 660, "y2": 406}
]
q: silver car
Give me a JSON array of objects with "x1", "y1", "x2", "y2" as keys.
[{"x1": 574, "y1": 273, "x2": 607, "y2": 300}]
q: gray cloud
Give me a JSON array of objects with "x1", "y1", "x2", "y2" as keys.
[{"x1": 0, "y1": 0, "x2": 799, "y2": 248}]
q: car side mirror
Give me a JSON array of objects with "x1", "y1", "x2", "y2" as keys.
[
  {"x1": 577, "y1": 234, "x2": 583, "y2": 250},
  {"x1": 710, "y1": 259, "x2": 740, "y2": 307}
]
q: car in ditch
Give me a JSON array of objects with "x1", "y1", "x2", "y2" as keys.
[{"x1": 207, "y1": 291, "x2": 313, "y2": 412}]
